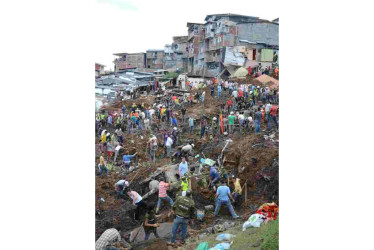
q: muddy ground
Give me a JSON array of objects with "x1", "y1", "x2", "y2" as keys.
[{"x1": 95, "y1": 86, "x2": 279, "y2": 247}]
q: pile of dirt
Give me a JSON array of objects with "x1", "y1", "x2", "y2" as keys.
[
  {"x1": 251, "y1": 75, "x2": 279, "y2": 89},
  {"x1": 132, "y1": 238, "x2": 169, "y2": 250}
]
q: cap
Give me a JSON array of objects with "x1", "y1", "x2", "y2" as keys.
[{"x1": 173, "y1": 127, "x2": 177, "y2": 130}]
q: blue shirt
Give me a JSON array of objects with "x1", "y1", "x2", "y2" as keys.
[
  {"x1": 210, "y1": 167, "x2": 219, "y2": 179},
  {"x1": 179, "y1": 162, "x2": 188, "y2": 176},
  {"x1": 172, "y1": 118, "x2": 178, "y2": 126},
  {"x1": 189, "y1": 118, "x2": 194, "y2": 127},
  {"x1": 255, "y1": 111, "x2": 262, "y2": 122},
  {"x1": 123, "y1": 154, "x2": 136, "y2": 164},
  {"x1": 216, "y1": 185, "x2": 231, "y2": 201}
]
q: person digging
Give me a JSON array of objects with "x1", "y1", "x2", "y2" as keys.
[{"x1": 122, "y1": 152, "x2": 137, "y2": 173}]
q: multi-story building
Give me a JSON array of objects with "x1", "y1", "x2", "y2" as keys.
[
  {"x1": 163, "y1": 36, "x2": 188, "y2": 72},
  {"x1": 185, "y1": 14, "x2": 279, "y2": 78},
  {"x1": 146, "y1": 49, "x2": 164, "y2": 69},
  {"x1": 95, "y1": 63, "x2": 106, "y2": 77},
  {"x1": 186, "y1": 23, "x2": 205, "y2": 76},
  {"x1": 113, "y1": 53, "x2": 145, "y2": 72}
]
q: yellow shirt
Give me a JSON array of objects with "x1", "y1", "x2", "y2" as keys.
[
  {"x1": 99, "y1": 156, "x2": 105, "y2": 165},
  {"x1": 101, "y1": 134, "x2": 107, "y2": 143},
  {"x1": 181, "y1": 180, "x2": 189, "y2": 191},
  {"x1": 234, "y1": 179, "x2": 242, "y2": 194}
]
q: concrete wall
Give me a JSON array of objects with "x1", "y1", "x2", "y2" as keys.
[
  {"x1": 126, "y1": 53, "x2": 145, "y2": 68},
  {"x1": 237, "y1": 22, "x2": 279, "y2": 46}
]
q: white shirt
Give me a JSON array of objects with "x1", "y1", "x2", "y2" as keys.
[
  {"x1": 116, "y1": 180, "x2": 129, "y2": 187},
  {"x1": 130, "y1": 191, "x2": 142, "y2": 204},
  {"x1": 144, "y1": 118, "x2": 149, "y2": 125},
  {"x1": 140, "y1": 112, "x2": 145, "y2": 119},
  {"x1": 115, "y1": 145, "x2": 122, "y2": 151},
  {"x1": 181, "y1": 144, "x2": 193, "y2": 153},
  {"x1": 238, "y1": 114, "x2": 245, "y2": 121},
  {"x1": 165, "y1": 137, "x2": 173, "y2": 147},
  {"x1": 149, "y1": 109, "x2": 155, "y2": 116}
]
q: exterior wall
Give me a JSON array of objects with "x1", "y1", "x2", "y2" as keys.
[
  {"x1": 146, "y1": 51, "x2": 164, "y2": 69},
  {"x1": 126, "y1": 53, "x2": 145, "y2": 68},
  {"x1": 237, "y1": 22, "x2": 279, "y2": 46}
]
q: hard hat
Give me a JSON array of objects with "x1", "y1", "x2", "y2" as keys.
[
  {"x1": 213, "y1": 117, "x2": 217, "y2": 120},
  {"x1": 191, "y1": 144, "x2": 195, "y2": 147},
  {"x1": 230, "y1": 111, "x2": 234, "y2": 115},
  {"x1": 257, "y1": 86, "x2": 260, "y2": 88},
  {"x1": 173, "y1": 127, "x2": 177, "y2": 130}
]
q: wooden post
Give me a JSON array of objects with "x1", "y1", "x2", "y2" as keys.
[{"x1": 245, "y1": 180, "x2": 248, "y2": 206}]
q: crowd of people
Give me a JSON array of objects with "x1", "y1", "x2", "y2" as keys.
[{"x1": 95, "y1": 76, "x2": 279, "y2": 249}]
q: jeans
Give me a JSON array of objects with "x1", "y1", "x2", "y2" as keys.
[
  {"x1": 214, "y1": 199, "x2": 238, "y2": 218},
  {"x1": 166, "y1": 145, "x2": 171, "y2": 156},
  {"x1": 99, "y1": 165, "x2": 108, "y2": 176},
  {"x1": 157, "y1": 196, "x2": 174, "y2": 210},
  {"x1": 217, "y1": 90, "x2": 221, "y2": 97},
  {"x1": 211, "y1": 177, "x2": 219, "y2": 186},
  {"x1": 189, "y1": 126, "x2": 194, "y2": 134},
  {"x1": 229, "y1": 124, "x2": 233, "y2": 134},
  {"x1": 255, "y1": 120, "x2": 261, "y2": 134},
  {"x1": 144, "y1": 229, "x2": 159, "y2": 240},
  {"x1": 150, "y1": 150, "x2": 156, "y2": 162},
  {"x1": 124, "y1": 163, "x2": 130, "y2": 171},
  {"x1": 268, "y1": 115, "x2": 278, "y2": 130},
  {"x1": 171, "y1": 216, "x2": 188, "y2": 243},
  {"x1": 200, "y1": 126, "x2": 205, "y2": 138}
]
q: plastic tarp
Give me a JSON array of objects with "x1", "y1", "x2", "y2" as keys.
[{"x1": 232, "y1": 67, "x2": 248, "y2": 78}]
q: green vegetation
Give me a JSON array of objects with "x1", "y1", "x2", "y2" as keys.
[
  {"x1": 164, "y1": 72, "x2": 179, "y2": 79},
  {"x1": 260, "y1": 218, "x2": 279, "y2": 250}
]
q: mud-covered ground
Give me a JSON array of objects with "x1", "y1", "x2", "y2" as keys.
[{"x1": 95, "y1": 86, "x2": 279, "y2": 248}]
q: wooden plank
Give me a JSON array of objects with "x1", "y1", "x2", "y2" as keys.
[{"x1": 245, "y1": 180, "x2": 248, "y2": 206}]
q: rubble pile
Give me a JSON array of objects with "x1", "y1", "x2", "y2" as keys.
[{"x1": 95, "y1": 80, "x2": 279, "y2": 248}]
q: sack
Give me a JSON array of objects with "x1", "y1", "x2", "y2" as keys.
[
  {"x1": 242, "y1": 214, "x2": 266, "y2": 231},
  {"x1": 196, "y1": 242, "x2": 209, "y2": 250},
  {"x1": 197, "y1": 209, "x2": 205, "y2": 221},
  {"x1": 209, "y1": 242, "x2": 232, "y2": 250},
  {"x1": 215, "y1": 233, "x2": 235, "y2": 241}
]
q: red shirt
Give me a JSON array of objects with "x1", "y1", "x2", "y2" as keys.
[
  {"x1": 269, "y1": 106, "x2": 278, "y2": 116},
  {"x1": 227, "y1": 100, "x2": 232, "y2": 106},
  {"x1": 238, "y1": 90, "x2": 243, "y2": 98}
]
